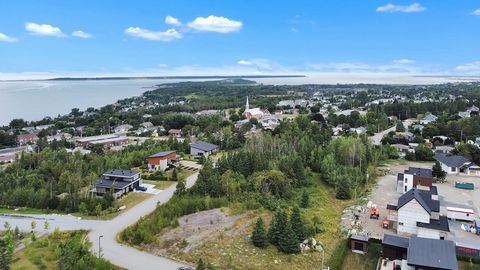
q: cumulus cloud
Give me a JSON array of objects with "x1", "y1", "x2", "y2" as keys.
[
  {"x1": 456, "y1": 61, "x2": 480, "y2": 73},
  {"x1": 472, "y1": 9, "x2": 480, "y2": 16},
  {"x1": 376, "y1": 3, "x2": 426, "y2": 13},
  {"x1": 25, "y1": 22, "x2": 65, "y2": 37},
  {"x1": 187, "y1": 15, "x2": 242, "y2": 33},
  {"x1": 0, "y1": 33, "x2": 17, "y2": 42},
  {"x1": 72, "y1": 30, "x2": 92, "y2": 39},
  {"x1": 165, "y1": 15, "x2": 182, "y2": 26},
  {"x1": 125, "y1": 27, "x2": 182, "y2": 41},
  {"x1": 237, "y1": 60, "x2": 253, "y2": 66},
  {"x1": 393, "y1": 59, "x2": 416, "y2": 64}
]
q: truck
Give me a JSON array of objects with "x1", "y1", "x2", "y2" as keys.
[{"x1": 447, "y1": 207, "x2": 476, "y2": 222}]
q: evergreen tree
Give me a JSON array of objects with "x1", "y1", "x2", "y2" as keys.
[
  {"x1": 292, "y1": 157, "x2": 307, "y2": 187},
  {"x1": 196, "y1": 259, "x2": 206, "y2": 270},
  {"x1": 251, "y1": 217, "x2": 268, "y2": 248},
  {"x1": 396, "y1": 120, "x2": 405, "y2": 132},
  {"x1": 290, "y1": 206, "x2": 307, "y2": 243},
  {"x1": 171, "y1": 168, "x2": 178, "y2": 181},
  {"x1": 268, "y1": 208, "x2": 287, "y2": 245},
  {"x1": 278, "y1": 219, "x2": 300, "y2": 254},
  {"x1": 432, "y1": 161, "x2": 446, "y2": 181},
  {"x1": 335, "y1": 176, "x2": 351, "y2": 200},
  {"x1": 174, "y1": 178, "x2": 186, "y2": 196},
  {"x1": 0, "y1": 238, "x2": 13, "y2": 270},
  {"x1": 300, "y1": 190, "x2": 310, "y2": 208}
]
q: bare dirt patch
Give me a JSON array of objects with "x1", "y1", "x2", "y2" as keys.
[{"x1": 149, "y1": 208, "x2": 247, "y2": 255}]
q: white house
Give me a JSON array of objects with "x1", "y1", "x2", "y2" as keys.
[
  {"x1": 420, "y1": 114, "x2": 437, "y2": 125},
  {"x1": 434, "y1": 154, "x2": 480, "y2": 176},
  {"x1": 114, "y1": 124, "x2": 133, "y2": 134},
  {"x1": 391, "y1": 188, "x2": 448, "y2": 240}
]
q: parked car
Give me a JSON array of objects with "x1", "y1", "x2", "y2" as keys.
[
  {"x1": 135, "y1": 186, "x2": 147, "y2": 192},
  {"x1": 177, "y1": 267, "x2": 195, "y2": 270}
]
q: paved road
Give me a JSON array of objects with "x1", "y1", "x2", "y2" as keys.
[
  {"x1": 370, "y1": 119, "x2": 414, "y2": 146},
  {"x1": 87, "y1": 171, "x2": 199, "y2": 270},
  {"x1": 1, "y1": 168, "x2": 200, "y2": 270}
]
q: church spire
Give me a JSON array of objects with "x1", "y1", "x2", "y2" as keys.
[{"x1": 246, "y1": 96, "x2": 250, "y2": 110}]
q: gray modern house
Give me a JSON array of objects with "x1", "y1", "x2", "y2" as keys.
[
  {"x1": 190, "y1": 141, "x2": 219, "y2": 157},
  {"x1": 93, "y1": 169, "x2": 142, "y2": 199}
]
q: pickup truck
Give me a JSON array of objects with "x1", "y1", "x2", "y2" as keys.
[{"x1": 135, "y1": 186, "x2": 148, "y2": 192}]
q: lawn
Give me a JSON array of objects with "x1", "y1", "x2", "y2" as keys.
[
  {"x1": 73, "y1": 192, "x2": 152, "y2": 220},
  {"x1": 342, "y1": 242, "x2": 382, "y2": 270},
  {"x1": 144, "y1": 180, "x2": 176, "y2": 190},
  {"x1": 459, "y1": 261, "x2": 480, "y2": 270},
  {"x1": 0, "y1": 207, "x2": 50, "y2": 215}
]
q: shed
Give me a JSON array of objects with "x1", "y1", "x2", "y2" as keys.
[
  {"x1": 350, "y1": 234, "x2": 369, "y2": 254},
  {"x1": 382, "y1": 234, "x2": 409, "y2": 260}
]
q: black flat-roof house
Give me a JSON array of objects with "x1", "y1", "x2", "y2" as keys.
[
  {"x1": 382, "y1": 234, "x2": 458, "y2": 270},
  {"x1": 93, "y1": 169, "x2": 142, "y2": 199}
]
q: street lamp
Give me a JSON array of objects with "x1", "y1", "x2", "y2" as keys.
[
  {"x1": 98, "y1": 235, "x2": 103, "y2": 258},
  {"x1": 317, "y1": 242, "x2": 325, "y2": 270}
]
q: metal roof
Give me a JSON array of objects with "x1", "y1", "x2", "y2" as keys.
[
  {"x1": 103, "y1": 169, "x2": 139, "y2": 177},
  {"x1": 351, "y1": 234, "x2": 369, "y2": 242},
  {"x1": 407, "y1": 236, "x2": 458, "y2": 270},
  {"x1": 95, "y1": 179, "x2": 136, "y2": 189},
  {"x1": 404, "y1": 167, "x2": 433, "y2": 178},
  {"x1": 382, "y1": 234, "x2": 409, "y2": 249},
  {"x1": 397, "y1": 188, "x2": 439, "y2": 214},
  {"x1": 435, "y1": 154, "x2": 470, "y2": 168},
  {"x1": 416, "y1": 216, "x2": 450, "y2": 232},
  {"x1": 190, "y1": 141, "x2": 219, "y2": 152},
  {"x1": 149, "y1": 150, "x2": 176, "y2": 158}
]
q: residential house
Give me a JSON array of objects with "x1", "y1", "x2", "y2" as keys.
[
  {"x1": 420, "y1": 114, "x2": 438, "y2": 125},
  {"x1": 388, "y1": 188, "x2": 449, "y2": 239},
  {"x1": 147, "y1": 150, "x2": 177, "y2": 171},
  {"x1": 434, "y1": 154, "x2": 480, "y2": 176},
  {"x1": 382, "y1": 234, "x2": 458, "y2": 270},
  {"x1": 168, "y1": 129, "x2": 183, "y2": 138},
  {"x1": 114, "y1": 124, "x2": 133, "y2": 134},
  {"x1": 0, "y1": 153, "x2": 16, "y2": 163},
  {"x1": 458, "y1": 105, "x2": 479, "y2": 118},
  {"x1": 140, "y1": 122, "x2": 154, "y2": 128},
  {"x1": 190, "y1": 141, "x2": 219, "y2": 157},
  {"x1": 393, "y1": 144, "x2": 412, "y2": 158},
  {"x1": 349, "y1": 127, "x2": 367, "y2": 135},
  {"x1": 434, "y1": 146, "x2": 454, "y2": 155},
  {"x1": 76, "y1": 134, "x2": 129, "y2": 147},
  {"x1": 411, "y1": 124, "x2": 424, "y2": 132},
  {"x1": 397, "y1": 167, "x2": 433, "y2": 194},
  {"x1": 16, "y1": 133, "x2": 38, "y2": 145},
  {"x1": 93, "y1": 169, "x2": 142, "y2": 199}
]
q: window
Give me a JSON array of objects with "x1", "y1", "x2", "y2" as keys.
[
  {"x1": 467, "y1": 213, "x2": 470, "y2": 216},
  {"x1": 404, "y1": 178, "x2": 407, "y2": 183},
  {"x1": 404, "y1": 186, "x2": 407, "y2": 192},
  {"x1": 452, "y1": 167, "x2": 456, "y2": 172},
  {"x1": 399, "y1": 222, "x2": 404, "y2": 226}
]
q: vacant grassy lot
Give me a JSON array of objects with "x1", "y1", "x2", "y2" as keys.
[
  {"x1": 0, "y1": 207, "x2": 50, "y2": 215},
  {"x1": 74, "y1": 192, "x2": 152, "y2": 220},
  {"x1": 144, "y1": 174, "x2": 353, "y2": 270},
  {"x1": 342, "y1": 242, "x2": 382, "y2": 270}
]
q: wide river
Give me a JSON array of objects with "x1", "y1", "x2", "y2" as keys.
[{"x1": 1, "y1": 74, "x2": 479, "y2": 126}]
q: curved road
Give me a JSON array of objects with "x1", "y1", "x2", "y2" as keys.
[
  {"x1": 370, "y1": 119, "x2": 414, "y2": 146},
  {"x1": 88, "y1": 172, "x2": 199, "y2": 270},
  {"x1": 1, "y1": 171, "x2": 199, "y2": 270}
]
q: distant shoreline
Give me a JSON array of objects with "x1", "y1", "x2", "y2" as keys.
[{"x1": 0, "y1": 75, "x2": 306, "y2": 82}]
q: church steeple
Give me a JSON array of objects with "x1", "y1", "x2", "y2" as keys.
[{"x1": 246, "y1": 96, "x2": 250, "y2": 110}]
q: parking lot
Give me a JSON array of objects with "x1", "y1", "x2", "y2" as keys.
[{"x1": 343, "y1": 160, "x2": 480, "y2": 247}]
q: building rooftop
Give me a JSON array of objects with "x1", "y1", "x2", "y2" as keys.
[
  {"x1": 407, "y1": 236, "x2": 458, "y2": 270},
  {"x1": 382, "y1": 234, "x2": 409, "y2": 249},
  {"x1": 397, "y1": 188, "x2": 439, "y2": 214},
  {"x1": 404, "y1": 167, "x2": 433, "y2": 178},
  {"x1": 416, "y1": 216, "x2": 450, "y2": 232},
  {"x1": 103, "y1": 169, "x2": 139, "y2": 177},
  {"x1": 191, "y1": 141, "x2": 219, "y2": 152},
  {"x1": 95, "y1": 178, "x2": 134, "y2": 189},
  {"x1": 435, "y1": 154, "x2": 470, "y2": 168},
  {"x1": 351, "y1": 234, "x2": 369, "y2": 242},
  {"x1": 148, "y1": 150, "x2": 176, "y2": 158}
]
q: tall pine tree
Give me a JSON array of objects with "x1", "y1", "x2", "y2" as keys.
[
  {"x1": 268, "y1": 208, "x2": 287, "y2": 246},
  {"x1": 278, "y1": 219, "x2": 300, "y2": 254},
  {"x1": 251, "y1": 217, "x2": 268, "y2": 248},
  {"x1": 290, "y1": 206, "x2": 307, "y2": 243}
]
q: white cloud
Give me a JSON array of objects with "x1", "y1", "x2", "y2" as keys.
[
  {"x1": 472, "y1": 9, "x2": 480, "y2": 16},
  {"x1": 187, "y1": 15, "x2": 242, "y2": 33},
  {"x1": 72, "y1": 30, "x2": 92, "y2": 39},
  {"x1": 376, "y1": 3, "x2": 426, "y2": 13},
  {"x1": 0, "y1": 33, "x2": 17, "y2": 42},
  {"x1": 165, "y1": 15, "x2": 182, "y2": 26},
  {"x1": 393, "y1": 59, "x2": 416, "y2": 64},
  {"x1": 124, "y1": 27, "x2": 182, "y2": 41},
  {"x1": 25, "y1": 22, "x2": 65, "y2": 37},
  {"x1": 237, "y1": 60, "x2": 253, "y2": 66},
  {"x1": 456, "y1": 61, "x2": 480, "y2": 73}
]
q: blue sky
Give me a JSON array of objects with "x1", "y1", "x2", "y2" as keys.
[{"x1": 1, "y1": 0, "x2": 480, "y2": 78}]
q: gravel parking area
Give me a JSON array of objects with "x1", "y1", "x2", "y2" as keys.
[{"x1": 343, "y1": 160, "x2": 480, "y2": 246}]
